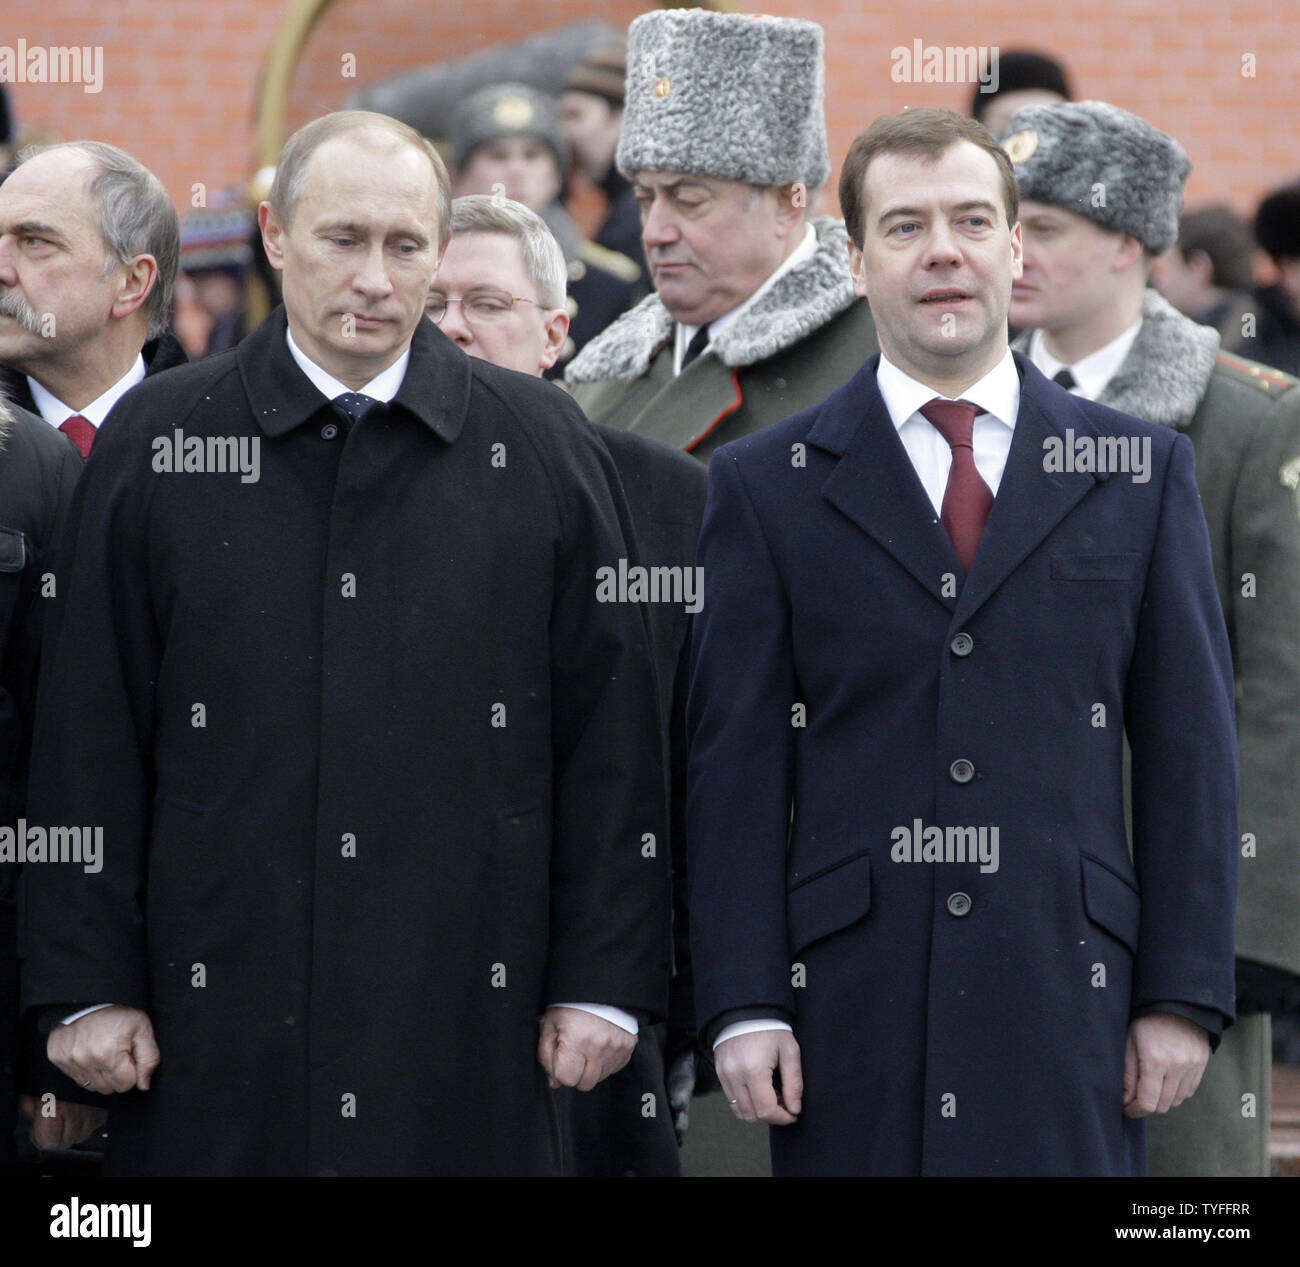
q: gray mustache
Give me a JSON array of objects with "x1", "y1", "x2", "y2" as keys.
[{"x1": 0, "y1": 289, "x2": 42, "y2": 333}]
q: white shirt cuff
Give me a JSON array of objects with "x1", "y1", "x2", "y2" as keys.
[
  {"x1": 62, "y1": 1003, "x2": 115, "y2": 1025},
  {"x1": 713, "y1": 1019, "x2": 793, "y2": 1050},
  {"x1": 549, "y1": 1003, "x2": 639, "y2": 1036}
]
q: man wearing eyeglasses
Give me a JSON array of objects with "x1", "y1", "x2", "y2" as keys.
[{"x1": 429, "y1": 195, "x2": 706, "y2": 1176}]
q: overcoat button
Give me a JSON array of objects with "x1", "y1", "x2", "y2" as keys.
[
  {"x1": 949, "y1": 758, "x2": 975, "y2": 783},
  {"x1": 950, "y1": 632, "x2": 974, "y2": 656},
  {"x1": 947, "y1": 891, "x2": 972, "y2": 917},
  {"x1": 320, "y1": 422, "x2": 339, "y2": 440}
]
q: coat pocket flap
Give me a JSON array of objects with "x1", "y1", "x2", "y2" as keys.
[
  {"x1": 787, "y1": 849, "x2": 872, "y2": 956},
  {"x1": 1050, "y1": 552, "x2": 1143, "y2": 581},
  {"x1": 0, "y1": 527, "x2": 25, "y2": 573},
  {"x1": 1081, "y1": 853, "x2": 1140, "y2": 953}
]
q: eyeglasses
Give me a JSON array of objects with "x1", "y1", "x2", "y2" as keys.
[{"x1": 425, "y1": 289, "x2": 544, "y2": 324}]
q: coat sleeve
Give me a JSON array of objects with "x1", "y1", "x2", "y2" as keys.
[
  {"x1": 541, "y1": 416, "x2": 670, "y2": 1021},
  {"x1": 1227, "y1": 390, "x2": 1300, "y2": 982},
  {"x1": 18, "y1": 411, "x2": 161, "y2": 1015},
  {"x1": 1125, "y1": 432, "x2": 1238, "y2": 1021},
  {"x1": 686, "y1": 450, "x2": 798, "y2": 1040}
]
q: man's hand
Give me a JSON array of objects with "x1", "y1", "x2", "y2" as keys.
[
  {"x1": 1123, "y1": 1012, "x2": 1209, "y2": 1117},
  {"x1": 537, "y1": 1006, "x2": 636, "y2": 1091},
  {"x1": 17, "y1": 1095, "x2": 108, "y2": 1150},
  {"x1": 714, "y1": 1029, "x2": 803, "y2": 1125},
  {"x1": 47, "y1": 1005, "x2": 159, "y2": 1095}
]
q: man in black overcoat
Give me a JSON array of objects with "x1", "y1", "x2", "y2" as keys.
[{"x1": 18, "y1": 111, "x2": 668, "y2": 1176}]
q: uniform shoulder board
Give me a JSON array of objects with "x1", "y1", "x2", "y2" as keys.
[
  {"x1": 1215, "y1": 350, "x2": 1298, "y2": 395},
  {"x1": 577, "y1": 239, "x2": 642, "y2": 285}
]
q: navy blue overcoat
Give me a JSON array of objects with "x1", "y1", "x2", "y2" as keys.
[{"x1": 687, "y1": 353, "x2": 1238, "y2": 1176}]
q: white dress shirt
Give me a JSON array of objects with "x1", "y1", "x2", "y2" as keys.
[
  {"x1": 66, "y1": 328, "x2": 637, "y2": 1038},
  {"x1": 713, "y1": 348, "x2": 1022, "y2": 1051},
  {"x1": 673, "y1": 223, "x2": 818, "y2": 376},
  {"x1": 28, "y1": 354, "x2": 146, "y2": 431},
  {"x1": 1024, "y1": 320, "x2": 1142, "y2": 401}
]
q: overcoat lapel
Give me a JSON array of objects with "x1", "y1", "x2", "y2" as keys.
[
  {"x1": 952, "y1": 356, "x2": 1108, "y2": 627},
  {"x1": 811, "y1": 357, "x2": 960, "y2": 611}
]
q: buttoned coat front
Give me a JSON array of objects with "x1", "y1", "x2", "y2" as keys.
[
  {"x1": 686, "y1": 354, "x2": 1238, "y2": 1176},
  {"x1": 19, "y1": 309, "x2": 669, "y2": 1176}
]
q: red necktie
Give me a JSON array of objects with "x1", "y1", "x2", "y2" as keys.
[
  {"x1": 920, "y1": 398, "x2": 993, "y2": 573},
  {"x1": 59, "y1": 413, "x2": 96, "y2": 460}
]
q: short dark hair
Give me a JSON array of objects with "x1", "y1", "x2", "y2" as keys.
[
  {"x1": 970, "y1": 50, "x2": 1072, "y2": 122},
  {"x1": 839, "y1": 109, "x2": 1019, "y2": 248},
  {"x1": 1255, "y1": 183, "x2": 1300, "y2": 265},
  {"x1": 1176, "y1": 205, "x2": 1255, "y2": 291}
]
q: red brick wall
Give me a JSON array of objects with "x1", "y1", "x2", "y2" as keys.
[{"x1": 5, "y1": 1, "x2": 1296, "y2": 218}]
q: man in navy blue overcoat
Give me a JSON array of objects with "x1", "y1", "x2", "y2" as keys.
[{"x1": 686, "y1": 109, "x2": 1238, "y2": 1176}]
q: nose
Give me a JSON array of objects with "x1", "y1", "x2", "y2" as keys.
[
  {"x1": 641, "y1": 195, "x2": 679, "y2": 252},
  {"x1": 351, "y1": 243, "x2": 393, "y2": 300},
  {"x1": 920, "y1": 222, "x2": 963, "y2": 270},
  {"x1": 437, "y1": 300, "x2": 473, "y2": 348}
]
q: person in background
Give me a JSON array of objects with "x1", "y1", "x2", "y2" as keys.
[
  {"x1": 450, "y1": 82, "x2": 642, "y2": 375},
  {"x1": 559, "y1": 43, "x2": 646, "y2": 279},
  {"x1": 0, "y1": 141, "x2": 185, "y2": 459},
  {"x1": 1150, "y1": 205, "x2": 1258, "y2": 355},
  {"x1": 1251, "y1": 183, "x2": 1300, "y2": 377},
  {"x1": 970, "y1": 49, "x2": 1072, "y2": 140}
]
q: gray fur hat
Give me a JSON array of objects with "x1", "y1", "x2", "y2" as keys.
[
  {"x1": 616, "y1": 9, "x2": 830, "y2": 190},
  {"x1": 450, "y1": 82, "x2": 568, "y2": 175},
  {"x1": 1003, "y1": 100, "x2": 1189, "y2": 253}
]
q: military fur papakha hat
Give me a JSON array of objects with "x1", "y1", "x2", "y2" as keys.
[
  {"x1": 1002, "y1": 100, "x2": 1190, "y2": 253},
  {"x1": 616, "y1": 8, "x2": 830, "y2": 190}
]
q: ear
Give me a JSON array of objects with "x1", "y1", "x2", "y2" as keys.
[
  {"x1": 1009, "y1": 220, "x2": 1024, "y2": 280},
  {"x1": 109, "y1": 253, "x2": 159, "y2": 321},
  {"x1": 538, "y1": 308, "x2": 570, "y2": 373},
  {"x1": 1113, "y1": 233, "x2": 1146, "y2": 273},
  {"x1": 1185, "y1": 248, "x2": 1214, "y2": 287},
  {"x1": 259, "y1": 201, "x2": 286, "y2": 272},
  {"x1": 773, "y1": 182, "x2": 808, "y2": 238},
  {"x1": 847, "y1": 238, "x2": 868, "y2": 299}
]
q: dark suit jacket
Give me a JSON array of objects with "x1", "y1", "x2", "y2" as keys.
[{"x1": 686, "y1": 353, "x2": 1238, "y2": 1176}]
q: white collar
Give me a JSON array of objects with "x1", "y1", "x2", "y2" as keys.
[
  {"x1": 285, "y1": 326, "x2": 410, "y2": 402},
  {"x1": 1026, "y1": 319, "x2": 1142, "y2": 400},
  {"x1": 28, "y1": 353, "x2": 147, "y2": 428},
  {"x1": 674, "y1": 222, "x2": 818, "y2": 375},
  {"x1": 876, "y1": 348, "x2": 1021, "y2": 432}
]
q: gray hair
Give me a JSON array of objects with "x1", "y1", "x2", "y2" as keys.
[
  {"x1": 17, "y1": 140, "x2": 180, "y2": 340},
  {"x1": 269, "y1": 110, "x2": 452, "y2": 251},
  {"x1": 449, "y1": 195, "x2": 567, "y2": 309}
]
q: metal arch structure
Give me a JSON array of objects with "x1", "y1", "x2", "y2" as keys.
[{"x1": 251, "y1": 0, "x2": 739, "y2": 173}]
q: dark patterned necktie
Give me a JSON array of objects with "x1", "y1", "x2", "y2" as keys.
[
  {"x1": 333, "y1": 392, "x2": 381, "y2": 424},
  {"x1": 680, "y1": 325, "x2": 710, "y2": 371},
  {"x1": 1052, "y1": 368, "x2": 1077, "y2": 390},
  {"x1": 920, "y1": 398, "x2": 993, "y2": 573},
  {"x1": 59, "y1": 413, "x2": 96, "y2": 460}
]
